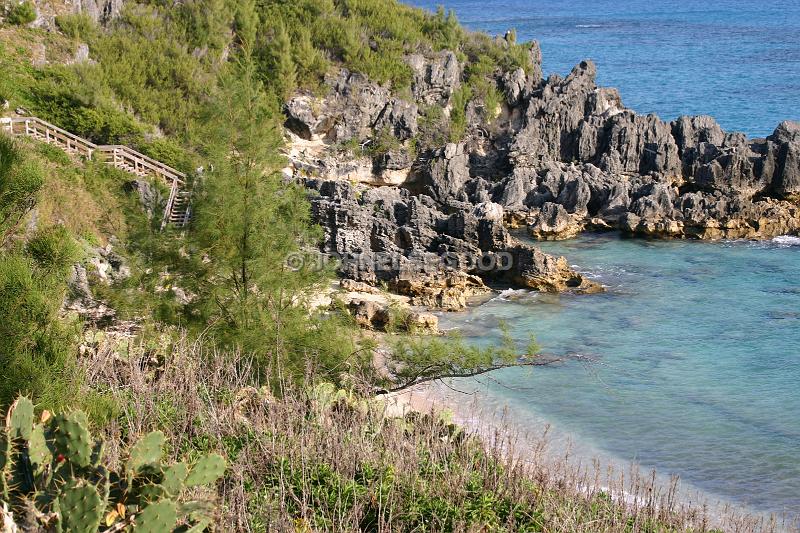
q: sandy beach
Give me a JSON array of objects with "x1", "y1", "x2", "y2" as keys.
[{"x1": 384, "y1": 380, "x2": 791, "y2": 532}]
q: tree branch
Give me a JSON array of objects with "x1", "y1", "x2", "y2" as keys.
[{"x1": 373, "y1": 356, "x2": 562, "y2": 395}]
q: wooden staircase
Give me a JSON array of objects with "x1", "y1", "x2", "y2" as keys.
[{"x1": 1, "y1": 116, "x2": 190, "y2": 229}]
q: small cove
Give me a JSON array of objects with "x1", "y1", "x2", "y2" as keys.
[{"x1": 437, "y1": 233, "x2": 800, "y2": 518}]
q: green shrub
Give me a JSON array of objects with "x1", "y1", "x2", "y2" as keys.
[
  {"x1": 24, "y1": 225, "x2": 79, "y2": 274},
  {"x1": 138, "y1": 137, "x2": 195, "y2": 173},
  {"x1": 449, "y1": 85, "x2": 472, "y2": 143},
  {"x1": 0, "y1": 136, "x2": 44, "y2": 238},
  {"x1": 0, "y1": 252, "x2": 79, "y2": 411},
  {"x1": 6, "y1": 0, "x2": 36, "y2": 26},
  {"x1": 54, "y1": 13, "x2": 96, "y2": 40}
]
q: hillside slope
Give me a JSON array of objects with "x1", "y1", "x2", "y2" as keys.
[{"x1": 0, "y1": 0, "x2": 793, "y2": 530}]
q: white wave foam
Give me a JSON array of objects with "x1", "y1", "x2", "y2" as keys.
[
  {"x1": 495, "y1": 288, "x2": 529, "y2": 301},
  {"x1": 575, "y1": 24, "x2": 603, "y2": 28},
  {"x1": 772, "y1": 235, "x2": 800, "y2": 247}
]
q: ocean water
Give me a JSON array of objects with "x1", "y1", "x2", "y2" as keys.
[
  {"x1": 407, "y1": 0, "x2": 800, "y2": 137},
  {"x1": 401, "y1": 0, "x2": 800, "y2": 518},
  {"x1": 437, "y1": 233, "x2": 800, "y2": 517}
]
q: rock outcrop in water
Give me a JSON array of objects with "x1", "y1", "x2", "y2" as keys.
[{"x1": 284, "y1": 39, "x2": 799, "y2": 307}]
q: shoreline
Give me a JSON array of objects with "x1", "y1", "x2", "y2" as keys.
[
  {"x1": 398, "y1": 233, "x2": 800, "y2": 531},
  {"x1": 386, "y1": 378, "x2": 795, "y2": 533}
]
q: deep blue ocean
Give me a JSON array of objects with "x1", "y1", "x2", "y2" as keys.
[
  {"x1": 405, "y1": 0, "x2": 800, "y2": 519},
  {"x1": 408, "y1": 0, "x2": 800, "y2": 138}
]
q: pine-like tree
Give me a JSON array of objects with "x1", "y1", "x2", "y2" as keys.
[
  {"x1": 191, "y1": 54, "x2": 351, "y2": 380},
  {"x1": 259, "y1": 19, "x2": 297, "y2": 101},
  {"x1": 293, "y1": 26, "x2": 329, "y2": 88},
  {"x1": 233, "y1": 0, "x2": 260, "y2": 50}
]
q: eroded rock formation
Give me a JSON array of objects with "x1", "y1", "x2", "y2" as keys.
[{"x1": 283, "y1": 39, "x2": 799, "y2": 307}]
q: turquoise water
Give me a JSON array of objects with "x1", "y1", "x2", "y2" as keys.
[
  {"x1": 438, "y1": 234, "x2": 800, "y2": 517},
  {"x1": 407, "y1": 0, "x2": 800, "y2": 137}
]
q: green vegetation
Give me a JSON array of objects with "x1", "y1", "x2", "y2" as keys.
[
  {"x1": 55, "y1": 13, "x2": 97, "y2": 41},
  {"x1": 0, "y1": 1, "x2": 755, "y2": 531},
  {"x1": 0, "y1": 137, "x2": 81, "y2": 411},
  {"x1": 57, "y1": 338, "x2": 732, "y2": 532},
  {"x1": 1, "y1": 396, "x2": 225, "y2": 531},
  {"x1": 3, "y1": 0, "x2": 36, "y2": 26}
]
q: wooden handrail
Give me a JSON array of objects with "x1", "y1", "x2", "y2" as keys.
[
  {"x1": 96, "y1": 145, "x2": 185, "y2": 184},
  {"x1": 9, "y1": 117, "x2": 185, "y2": 184},
  {"x1": 10, "y1": 117, "x2": 98, "y2": 150},
  {"x1": 5, "y1": 115, "x2": 191, "y2": 228}
]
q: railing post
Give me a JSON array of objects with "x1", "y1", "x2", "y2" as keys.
[{"x1": 161, "y1": 179, "x2": 179, "y2": 230}]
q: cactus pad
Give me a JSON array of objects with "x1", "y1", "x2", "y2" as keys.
[
  {"x1": 27, "y1": 424, "x2": 51, "y2": 468},
  {"x1": 161, "y1": 462, "x2": 188, "y2": 496},
  {"x1": 56, "y1": 482, "x2": 104, "y2": 533},
  {"x1": 49, "y1": 412, "x2": 93, "y2": 468},
  {"x1": 127, "y1": 431, "x2": 164, "y2": 474},
  {"x1": 7, "y1": 397, "x2": 35, "y2": 440},
  {"x1": 134, "y1": 499, "x2": 177, "y2": 532},
  {"x1": 185, "y1": 454, "x2": 226, "y2": 487},
  {"x1": 90, "y1": 439, "x2": 105, "y2": 468}
]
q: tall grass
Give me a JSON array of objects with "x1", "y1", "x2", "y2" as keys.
[{"x1": 77, "y1": 332, "x2": 785, "y2": 532}]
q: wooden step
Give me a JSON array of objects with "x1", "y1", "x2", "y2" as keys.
[{"x1": 15, "y1": 116, "x2": 191, "y2": 230}]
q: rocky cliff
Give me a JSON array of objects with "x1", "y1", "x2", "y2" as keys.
[{"x1": 283, "y1": 38, "x2": 800, "y2": 307}]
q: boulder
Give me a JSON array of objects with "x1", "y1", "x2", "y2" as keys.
[
  {"x1": 340, "y1": 279, "x2": 382, "y2": 295},
  {"x1": 373, "y1": 98, "x2": 418, "y2": 141},
  {"x1": 407, "y1": 51, "x2": 461, "y2": 105},
  {"x1": 421, "y1": 143, "x2": 471, "y2": 202},
  {"x1": 503, "y1": 244, "x2": 602, "y2": 294},
  {"x1": 348, "y1": 299, "x2": 390, "y2": 330},
  {"x1": 527, "y1": 202, "x2": 584, "y2": 240},
  {"x1": 391, "y1": 270, "x2": 489, "y2": 311},
  {"x1": 405, "y1": 312, "x2": 439, "y2": 334}
]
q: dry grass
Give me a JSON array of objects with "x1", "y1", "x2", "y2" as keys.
[{"x1": 78, "y1": 333, "x2": 792, "y2": 532}]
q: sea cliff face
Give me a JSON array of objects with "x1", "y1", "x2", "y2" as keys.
[{"x1": 283, "y1": 40, "x2": 800, "y2": 306}]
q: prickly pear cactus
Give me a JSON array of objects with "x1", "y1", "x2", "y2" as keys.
[
  {"x1": 127, "y1": 431, "x2": 165, "y2": 474},
  {"x1": 50, "y1": 412, "x2": 93, "y2": 468},
  {"x1": 0, "y1": 396, "x2": 227, "y2": 532},
  {"x1": 56, "y1": 482, "x2": 104, "y2": 533},
  {"x1": 185, "y1": 455, "x2": 226, "y2": 487},
  {"x1": 134, "y1": 499, "x2": 177, "y2": 532}
]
